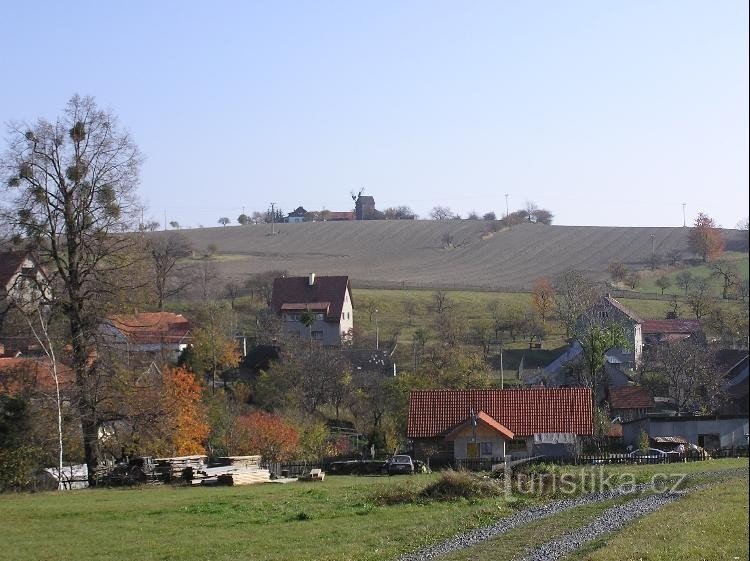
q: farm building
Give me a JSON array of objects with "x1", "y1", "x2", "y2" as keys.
[
  {"x1": 286, "y1": 206, "x2": 308, "y2": 223},
  {"x1": 270, "y1": 274, "x2": 353, "y2": 346},
  {"x1": 621, "y1": 415, "x2": 749, "y2": 452},
  {"x1": 607, "y1": 386, "x2": 655, "y2": 422},
  {"x1": 100, "y1": 312, "x2": 191, "y2": 362},
  {"x1": 407, "y1": 388, "x2": 593, "y2": 464}
]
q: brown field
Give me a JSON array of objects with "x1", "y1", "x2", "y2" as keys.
[{"x1": 165, "y1": 222, "x2": 747, "y2": 290}]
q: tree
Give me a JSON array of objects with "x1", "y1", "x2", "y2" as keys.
[
  {"x1": 641, "y1": 338, "x2": 723, "y2": 414},
  {"x1": 237, "y1": 214, "x2": 250, "y2": 225},
  {"x1": 483, "y1": 212, "x2": 496, "y2": 221},
  {"x1": 575, "y1": 323, "x2": 628, "y2": 402},
  {"x1": 655, "y1": 275, "x2": 672, "y2": 295},
  {"x1": 608, "y1": 262, "x2": 628, "y2": 284},
  {"x1": 625, "y1": 271, "x2": 640, "y2": 290},
  {"x1": 196, "y1": 258, "x2": 218, "y2": 302},
  {"x1": 169, "y1": 221, "x2": 180, "y2": 229},
  {"x1": 189, "y1": 304, "x2": 242, "y2": 391},
  {"x1": 688, "y1": 213, "x2": 725, "y2": 262},
  {"x1": 524, "y1": 201, "x2": 539, "y2": 221},
  {"x1": 244, "y1": 270, "x2": 286, "y2": 306},
  {"x1": 675, "y1": 271, "x2": 694, "y2": 295},
  {"x1": 218, "y1": 217, "x2": 230, "y2": 227},
  {"x1": 666, "y1": 249, "x2": 682, "y2": 267},
  {"x1": 686, "y1": 279, "x2": 714, "y2": 322},
  {"x1": 139, "y1": 220, "x2": 161, "y2": 232},
  {"x1": 161, "y1": 367, "x2": 209, "y2": 456},
  {"x1": 147, "y1": 232, "x2": 193, "y2": 310},
  {"x1": 1, "y1": 95, "x2": 142, "y2": 481},
  {"x1": 710, "y1": 261, "x2": 738, "y2": 300},
  {"x1": 553, "y1": 270, "x2": 600, "y2": 337},
  {"x1": 531, "y1": 209, "x2": 554, "y2": 225},
  {"x1": 265, "y1": 206, "x2": 284, "y2": 224},
  {"x1": 466, "y1": 211, "x2": 480, "y2": 220},
  {"x1": 229, "y1": 411, "x2": 299, "y2": 461},
  {"x1": 429, "y1": 206, "x2": 454, "y2": 220},
  {"x1": 383, "y1": 206, "x2": 417, "y2": 220},
  {"x1": 531, "y1": 277, "x2": 555, "y2": 326}
]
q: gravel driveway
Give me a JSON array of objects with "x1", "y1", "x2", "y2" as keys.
[{"x1": 396, "y1": 468, "x2": 748, "y2": 561}]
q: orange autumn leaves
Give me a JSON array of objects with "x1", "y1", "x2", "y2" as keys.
[{"x1": 161, "y1": 366, "x2": 210, "y2": 456}]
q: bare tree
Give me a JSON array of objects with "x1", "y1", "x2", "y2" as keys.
[
  {"x1": 710, "y1": 261, "x2": 738, "y2": 300},
  {"x1": 553, "y1": 270, "x2": 601, "y2": 337},
  {"x1": 1, "y1": 95, "x2": 143, "y2": 481},
  {"x1": 429, "y1": 206, "x2": 454, "y2": 220},
  {"x1": 686, "y1": 278, "x2": 714, "y2": 321},
  {"x1": 431, "y1": 290, "x2": 454, "y2": 315},
  {"x1": 197, "y1": 258, "x2": 219, "y2": 302},
  {"x1": 147, "y1": 232, "x2": 193, "y2": 310},
  {"x1": 675, "y1": 270, "x2": 694, "y2": 295}
]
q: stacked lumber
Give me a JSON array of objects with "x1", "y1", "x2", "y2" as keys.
[
  {"x1": 214, "y1": 456, "x2": 262, "y2": 469},
  {"x1": 215, "y1": 469, "x2": 272, "y2": 486},
  {"x1": 154, "y1": 455, "x2": 207, "y2": 481}
]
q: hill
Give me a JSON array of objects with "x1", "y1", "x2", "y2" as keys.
[{"x1": 168, "y1": 222, "x2": 748, "y2": 291}]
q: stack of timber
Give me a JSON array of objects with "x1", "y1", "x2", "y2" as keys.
[
  {"x1": 154, "y1": 455, "x2": 207, "y2": 482},
  {"x1": 194, "y1": 455, "x2": 271, "y2": 486}
]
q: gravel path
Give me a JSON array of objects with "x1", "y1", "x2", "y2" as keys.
[{"x1": 396, "y1": 468, "x2": 748, "y2": 561}]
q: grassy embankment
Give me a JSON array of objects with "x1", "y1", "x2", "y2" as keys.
[{"x1": 0, "y1": 459, "x2": 745, "y2": 561}]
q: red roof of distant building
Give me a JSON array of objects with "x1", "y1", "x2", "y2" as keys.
[
  {"x1": 407, "y1": 388, "x2": 593, "y2": 438},
  {"x1": 107, "y1": 312, "x2": 191, "y2": 345},
  {"x1": 608, "y1": 386, "x2": 654, "y2": 409},
  {"x1": 641, "y1": 319, "x2": 701, "y2": 335},
  {"x1": 270, "y1": 276, "x2": 351, "y2": 322},
  {"x1": 327, "y1": 211, "x2": 355, "y2": 221},
  {"x1": 0, "y1": 357, "x2": 74, "y2": 395}
]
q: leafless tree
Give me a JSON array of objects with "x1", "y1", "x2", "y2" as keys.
[
  {"x1": 1, "y1": 95, "x2": 143, "y2": 481},
  {"x1": 147, "y1": 232, "x2": 193, "y2": 310},
  {"x1": 553, "y1": 270, "x2": 601, "y2": 337},
  {"x1": 197, "y1": 258, "x2": 219, "y2": 302},
  {"x1": 686, "y1": 278, "x2": 714, "y2": 321},
  {"x1": 710, "y1": 261, "x2": 738, "y2": 300},
  {"x1": 429, "y1": 206, "x2": 454, "y2": 220}
]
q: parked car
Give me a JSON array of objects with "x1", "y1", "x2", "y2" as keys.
[
  {"x1": 627, "y1": 448, "x2": 668, "y2": 464},
  {"x1": 386, "y1": 455, "x2": 415, "y2": 475}
]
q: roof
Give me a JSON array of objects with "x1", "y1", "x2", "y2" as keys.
[
  {"x1": 327, "y1": 211, "x2": 355, "y2": 221},
  {"x1": 107, "y1": 312, "x2": 191, "y2": 345},
  {"x1": 0, "y1": 357, "x2": 75, "y2": 394},
  {"x1": 641, "y1": 319, "x2": 701, "y2": 335},
  {"x1": 288, "y1": 206, "x2": 307, "y2": 218},
  {"x1": 407, "y1": 388, "x2": 593, "y2": 439},
  {"x1": 270, "y1": 276, "x2": 350, "y2": 322},
  {"x1": 603, "y1": 296, "x2": 642, "y2": 323},
  {"x1": 0, "y1": 251, "x2": 28, "y2": 288},
  {"x1": 608, "y1": 386, "x2": 654, "y2": 409},
  {"x1": 444, "y1": 411, "x2": 515, "y2": 441}
]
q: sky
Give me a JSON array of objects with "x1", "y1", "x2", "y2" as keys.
[{"x1": 0, "y1": 1, "x2": 747, "y2": 229}]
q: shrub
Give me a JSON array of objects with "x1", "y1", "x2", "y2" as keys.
[{"x1": 420, "y1": 469, "x2": 502, "y2": 500}]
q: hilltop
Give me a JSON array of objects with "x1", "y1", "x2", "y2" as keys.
[{"x1": 167, "y1": 221, "x2": 748, "y2": 291}]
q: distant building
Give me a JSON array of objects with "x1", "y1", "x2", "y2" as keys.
[
  {"x1": 354, "y1": 195, "x2": 376, "y2": 220},
  {"x1": 326, "y1": 211, "x2": 355, "y2": 221},
  {"x1": 287, "y1": 206, "x2": 308, "y2": 223},
  {"x1": 621, "y1": 415, "x2": 748, "y2": 452},
  {"x1": 270, "y1": 274, "x2": 353, "y2": 346},
  {"x1": 100, "y1": 312, "x2": 192, "y2": 361}
]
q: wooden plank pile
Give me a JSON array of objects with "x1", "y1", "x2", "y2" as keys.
[
  {"x1": 194, "y1": 455, "x2": 270, "y2": 486},
  {"x1": 154, "y1": 455, "x2": 207, "y2": 482}
]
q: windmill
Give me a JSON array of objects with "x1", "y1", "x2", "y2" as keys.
[{"x1": 350, "y1": 187, "x2": 365, "y2": 220}]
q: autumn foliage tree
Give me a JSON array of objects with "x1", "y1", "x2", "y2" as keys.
[
  {"x1": 161, "y1": 367, "x2": 209, "y2": 456},
  {"x1": 229, "y1": 411, "x2": 299, "y2": 461},
  {"x1": 531, "y1": 277, "x2": 556, "y2": 326},
  {"x1": 689, "y1": 213, "x2": 725, "y2": 262}
]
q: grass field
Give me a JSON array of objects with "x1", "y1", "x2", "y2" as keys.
[
  {"x1": 568, "y1": 476, "x2": 749, "y2": 561},
  {"x1": 0, "y1": 460, "x2": 746, "y2": 561}
]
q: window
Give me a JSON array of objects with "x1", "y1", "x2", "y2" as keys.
[
  {"x1": 480, "y1": 442, "x2": 492, "y2": 456},
  {"x1": 315, "y1": 313, "x2": 324, "y2": 320},
  {"x1": 347, "y1": 312, "x2": 350, "y2": 319}
]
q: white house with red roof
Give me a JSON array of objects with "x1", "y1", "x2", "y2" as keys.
[
  {"x1": 407, "y1": 388, "x2": 593, "y2": 462},
  {"x1": 270, "y1": 274, "x2": 353, "y2": 346},
  {"x1": 100, "y1": 312, "x2": 191, "y2": 361}
]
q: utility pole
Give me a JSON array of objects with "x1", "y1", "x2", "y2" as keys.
[
  {"x1": 375, "y1": 309, "x2": 379, "y2": 350},
  {"x1": 499, "y1": 343, "x2": 504, "y2": 389},
  {"x1": 270, "y1": 202, "x2": 276, "y2": 235},
  {"x1": 164, "y1": 209, "x2": 167, "y2": 231},
  {"x1": 650, "y1": 234, "x2": 655, "y2": 259},
  {"x1": 504, "y1": 194, "x2": 509, "y2": 218},
  {"x1": 682, "y1": 203, "x2": 686, "y2": 227}
]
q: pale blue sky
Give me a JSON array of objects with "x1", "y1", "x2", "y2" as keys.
[{"x1": 1, "y1": 1, "x2": 747, "y2": 228}]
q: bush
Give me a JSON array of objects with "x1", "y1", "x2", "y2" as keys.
[
  {"x1": 0, "y1": 445, "x2": 40, "y2": 491},
  {"x1": 420, "y1": 469, "x2": 502, "y2": 501}
]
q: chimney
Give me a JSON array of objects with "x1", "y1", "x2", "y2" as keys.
[{"x1": 308, "y1": 273, "x2": 315, "y2": 286}]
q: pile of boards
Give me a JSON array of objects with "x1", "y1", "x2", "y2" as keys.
[{"x1": 195, "y1": 456, "x2": 271, "y2": 486}]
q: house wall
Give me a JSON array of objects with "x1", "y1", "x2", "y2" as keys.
[
  {"x1": 448, "y1": 425, "x2": 507, "y2": 460},
  {"x1": 622, "y1": 417, "x2": 749, "y2": 450},
  {"x1": 339, "y1": 288, "x2": 353, "y2": 342}
]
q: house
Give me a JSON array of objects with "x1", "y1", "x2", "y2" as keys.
[
  {"x1": 641, "y1": 319, "x2": 701, "y2": 346},
  {"x1": 270, "y1": 274, "x2": 353, "y2": 346},
  {"x1": 621, "y1": 415, "x2": 749, "y2": 452},
  {"x1": 100, "y1": 312, "x2": 191, "y2": 361},
  {"x1": 583, "y1": 295, "x2": 643, "y2": 366},
  {"x1": 608, "y1": 386, "x2": 654, "y2": 422},
  {"x1": 716, "y1": 350, "x2": 749, "y2": 415},
  {"x1": 0, "y1": 251, "x2": 51, "y2": 325},
  {"x1": 0, "y1": 356, "x2": 74, "y2": 396},
  {"x1": 407, "y1": 388, "x2": 593, "y2": 463},
  {"x1": 287, "y1": 206, "x2": 308, "y2": 223}
]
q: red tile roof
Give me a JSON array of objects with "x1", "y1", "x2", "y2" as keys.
[
  {"x1": 444, "y1": 411, "x2": 515, "y2": 440},
  {"x1": 270, "y1": 276, "x2": 351, "y2": 322},
  {"x1": 326, "y1": 211, "x2": 355, "y2": 221},
  {"x1": 407, "y1": 388, "x2": 593, "y2": 438},
  {"x1": 608, "y1": 386, "x2": 654, "y2": 409},
  {"x1": 107, "y1": 312, "x2": 191, "y2": 345},
  {"x1": 0, "y1": 357, "x2": 74, "y2": 395},
  {"x1": 641, "y1": 319, "x2": 701, "y2": 334}
]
